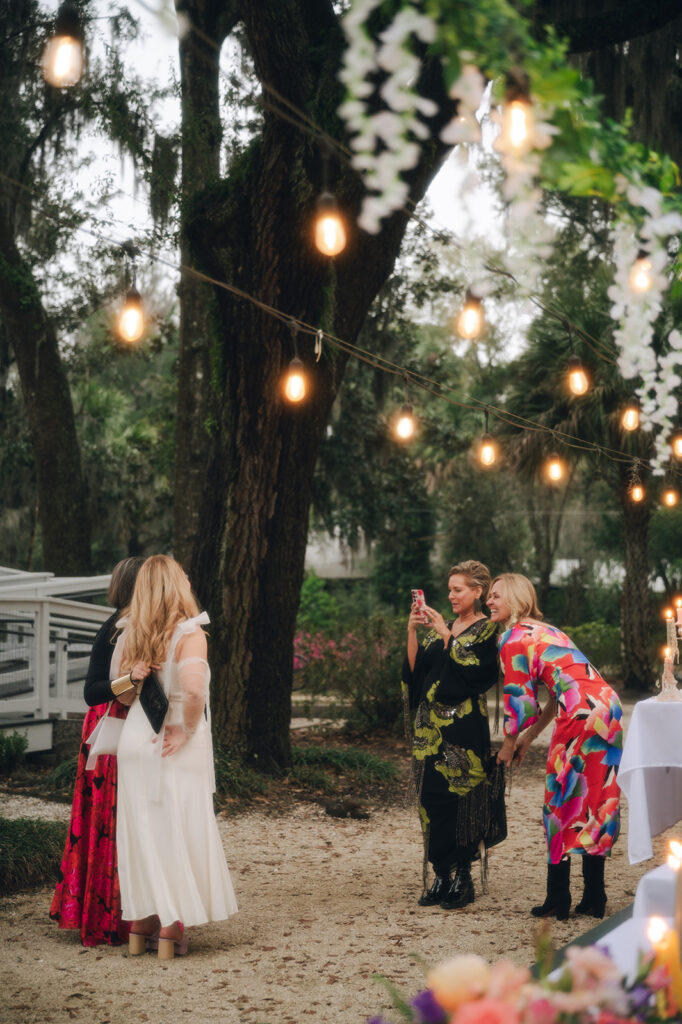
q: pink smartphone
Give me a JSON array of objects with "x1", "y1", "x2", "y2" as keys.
[{"x1": 411, "y1": 589, "x2": 429, "y2": 622}]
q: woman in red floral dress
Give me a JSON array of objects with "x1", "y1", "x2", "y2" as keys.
[
  {"x1": 492, "y1": 574, "x2": 622, "y2": 921},
  {"x1": 50, "y1": 557, "x2": 143, "y2": 946}
]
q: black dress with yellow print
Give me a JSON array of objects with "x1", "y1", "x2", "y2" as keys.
[{"x1": 402, "y1": 617, "x2": 500, "y2": 877}]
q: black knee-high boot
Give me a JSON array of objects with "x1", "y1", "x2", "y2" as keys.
[
  {"x1": 531, "y1": 858, "x2": 571, "y2": 920},
  {"x1": 575, "y1": 856, "x2": 607, "y2": 918}
]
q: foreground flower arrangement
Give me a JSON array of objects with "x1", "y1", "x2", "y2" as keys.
[{"x1": 368, "y1": 941, "x2": 680, "y2": 1024}]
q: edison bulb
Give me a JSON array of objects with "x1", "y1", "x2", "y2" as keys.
[
  {"x1": 42, "y1": 35, "x2": 84, "y2": 87},
  {"x1": 500, "y1": 100, "x2": 532, "y2": 152},
  {"x1": 456, "y1": 294, "x2": 483, "y2": 340},
  {"x1": 395, "y1": 404, "x2": 416, "y2": 441},
  {"x1": 478, "y1": 434, "x2": 498, "y2": 467},
  {"x1": 315, "y1": 213, "x2": 346, "y2": 257},
  {"x1": 663, "y1": 488, "x2": 679, "y2": 508},
  {"x1": 621, "y1": 403, "x2": 640, "y2": 432},
  {"x1": 284, "y1": 358, "x2": 306, "y2": 402},
  {"x1": 567, "y1": 356, "x2": 589, "y2": 396},
  {"x1": 629, "y1": 483, "x2": 645, "y2": 503},
  {"x1": 314, "y1": 193, "x2": 346, "y2": 256},
  {"x1": 117, "y1": 289, "x2": 144, "y2": 343},
  {"x1": 672, "y1": 433, "x2": 682, "y2": 458},
  {"x1": 545, "y1": 457, "x2": 565, "y2": 483},
  {"x1": 629, "y1": 255, "x2": 652, "y2": 293}
]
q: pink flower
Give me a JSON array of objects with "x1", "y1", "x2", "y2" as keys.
[
  {"x1": 523, "y1": 997, "x2": 559, "y2": 1024},
  {"x1": 451, "y1": 997, "x2": 520, "y2": 1024},
  {"x1": 562, "y1": 945, "x2": 624, "y2": 989},
  {"x1": 487, "y1": 961, "x2": 530, "y2": 1002}
]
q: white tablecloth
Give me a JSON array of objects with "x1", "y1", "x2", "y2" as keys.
[
  {"x1": 593, "y1": 916, "x2": 668, "y2": 979},
  {"x1": 618, "y1": 698, "x2": 682, "y2": 864},
  {"x1": 633, "y1": 863, "x2": 676, "y2": 918}
]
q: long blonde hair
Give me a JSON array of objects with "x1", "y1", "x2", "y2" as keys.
[
  {"x1": 121, "y1": 555, "x2": 200, "y2": 669},
  {"x1": 490, "y1": 572, "x2": 543, "y2": 628}
]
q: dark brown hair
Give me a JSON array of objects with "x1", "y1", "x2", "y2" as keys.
[{"x1": 107, "y1": 556, "x2": 145, "y2": 611}]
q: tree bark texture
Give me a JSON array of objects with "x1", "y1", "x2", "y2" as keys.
[
  {"x1": 540, "y1": 0, "x2": 682, "y2": 166},
  {"x1": 0, "y1": 220, "x2": 91, "y2": 573},
  {"x1": 618, "y1": 465, "x2": 654, "y2": 691},
  {"x1": 175, "y1": 0, "x2": 451, "y2": 767}
]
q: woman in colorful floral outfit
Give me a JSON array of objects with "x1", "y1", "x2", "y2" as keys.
[
  {"x1": 402, "y1": 561, "x2": 502, "y2": 910},
  {"x1": 493, "y1": 573, "x2": 622, "y2": 920}
]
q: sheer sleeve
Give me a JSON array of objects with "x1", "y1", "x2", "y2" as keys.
[
  {"x1": 500, "y1": 626, "x2": 540, "y2": 737},
  {"x1": 177, "y1": 657, "x2": 209, "y2": 736}
]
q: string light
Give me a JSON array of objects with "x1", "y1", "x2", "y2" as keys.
[
  {"x1": 394, "y1": 402, "x2": 416, "y2": 442},
  {"x1": 628, "y1": 249, "x2": 653, "y2": 293},
  {"x1": 477, "y1": 409, "x2": 498, "y2": 467},
  {"x1": 283, "y1": 322, "x2": 307, "y2": 402},
  {"x1": 621, "y1": 397, "x2": 640, "y2": 432},
  {"x1": 498, "y1": 70, "x2": 533, "y2": 154},
  {"x1": 671, "y1": 430, "x2": 682, "y2": 458},
  {"x1": 42, "y1": 2, "x2": 84, "y2": 88},
  {"x1": 544, "y1": 454, "x2": 566, "y2": 484},
  {"x1": 567, "y1": 354, "x2": 589, "y2": 396},
  {"x1": 116, "y1": 242, "x2": 144, "y2": 343},
  {"x1": 629, "y1": 482, "x2": 645, "y2": 503},
  {"x1": 662, "y1": 486, "x2": 679, "y2": 508},
  {"x1": 314, "y1": 192, "x2": 346, "y2": 256},
  {"x1": 456, "y1": 290, "x2": 484, "y2": 340}
]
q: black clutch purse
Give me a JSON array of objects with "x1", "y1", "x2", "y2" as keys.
[{"x1": 139, "y1": 671, "x2": 169, "y2": 734}]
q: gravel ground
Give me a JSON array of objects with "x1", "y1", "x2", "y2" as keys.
[{"x1": 0, "y1": 705, "x2": 674, "y2": 1024}]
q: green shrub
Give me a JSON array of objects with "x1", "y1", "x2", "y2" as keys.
[
  {"x1": 288, "y1": 764, "x2": 336, "y2": 793},
  {"x1": 0, "y1": 817, "x2": 67, "y2": 893},
  {"x1": 0, "y1": 731, "x2": 28, "y2": 774},
  {"x1": 40, "y1": 754, "x2": 79, "y2": 801},
  {"x1": 213, "y1": 745, "x2": 270, "y2": 801},
  {"x1": 562, "y1": 619, "x2": 622, "y2": 675}
]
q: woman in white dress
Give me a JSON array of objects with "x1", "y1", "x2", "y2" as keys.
[{"x1": 116, "y1": 554, "x2": 237, "y2": 959}]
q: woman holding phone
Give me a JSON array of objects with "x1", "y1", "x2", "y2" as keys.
[{"x1": 402, "y1": 560, "x2": 501, "y2": 910}]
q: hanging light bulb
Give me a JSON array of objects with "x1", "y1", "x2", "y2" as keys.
[
  {"x1": 394, "y1": 402, "x2": 416, "y2": 442},
  {"x1": 498, "y1": 70, "x2": 533, "y2": 154},
  {"x1": 117, "y1": 286, "x2": 144, "y2": 343},
  {"x1": 567, "y1": 354, "x2": 589, "y2": 396},
  {"x1": 314, "y1": 192, "x2": 346, "y2": 256},
  {"x1": 42, "y1": 2, "x2": 84, "y2": 88},
  {"x1": 544, "y1": 455, "x2": 565, "y2": 484},
  {"x1": 629, "y1": 482, "x2": 645, "y2": 503},
  {"x1": 456, "y1": 290, "x2": 484, "y2": 340},
  {"x1": 284, "y1": 357, "x2": 307, "y2": 402},
  {"x1": 671, "y1": 431, "x2": 682, "y2": 458},
  {"x1": 476, "y1": 409, "x2": 498, "y2": 466},
  {"x1": 662, "y1": 486, "x2": 679, "y2": 508},
  {"x1": 621, "y1": 397, "x2": 640, "y2": 432},
  {"x1": 629, "y1": 250, "x2": 653, "y2": 293}
]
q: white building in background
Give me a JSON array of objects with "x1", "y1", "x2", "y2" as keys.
[{"x1": 304, "y1": 530, "x2": 370, "y2": 580}]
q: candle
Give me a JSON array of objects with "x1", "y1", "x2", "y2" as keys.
[
  {"x1": 670, "y1": 841, "x2": 682, "y2": 960},
  {"x1": 676, "y1": 598, "x2": 682, "y2": 627},
  {"x1": 648, "y1": 917, "x2": 682, "y2": 1011}
]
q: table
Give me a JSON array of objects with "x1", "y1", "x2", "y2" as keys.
[
  {"x1": 633, "y1": 863, "x2": 676, "y2": 919},
  {"x1": 618, "y1": 697, "x2": 682, "y2": 864}
]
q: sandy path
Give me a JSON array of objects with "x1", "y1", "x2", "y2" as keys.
[{"x1": 0, "y1": 743, "x2": 671, "y2": 1024}]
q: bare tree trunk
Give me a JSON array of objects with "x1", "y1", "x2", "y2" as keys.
[
  {"x1": 0, "y1": 223, "x2": 91, "y2": 573},
  {"x1": 176, "y1": 0, "x2": 451, "y2": 767},
  {"x1": 618, "y1": 468, "x2": 654, "y2": 691}
]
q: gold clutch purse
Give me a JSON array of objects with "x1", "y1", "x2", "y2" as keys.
[{"x1": 110, "y1": 673, "x2": 135, "y2": 697}]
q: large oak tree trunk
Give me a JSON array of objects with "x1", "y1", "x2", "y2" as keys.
[
  {"x1": 175, "y1": 0, "x2": 451, "y2": 766},
  {"x1": 0, "y1": 223, "x2": 91, "y2": 573}
]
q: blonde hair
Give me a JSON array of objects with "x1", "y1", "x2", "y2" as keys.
[
  {"x1": 448, "y1": 560, "x2": 491, "y2": 603},
  {"x1": 490, "y1": 573, "x2": 543, "y2": 628},
  {"x1": 121, "y1": 554, "x2": 200, "y2": 670}
]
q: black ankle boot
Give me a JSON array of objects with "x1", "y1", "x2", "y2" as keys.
[
  {"x1": 575, "y1": 856, "x2": 606, "y2": 918},
  {"x1": 531, "y1": 859, "x2": 571, "y2": 920},
  {"x1": 418, "y1": 874, "x2": 450, "y2": 906},
  {"x1": 441, "y1": 863, "x2": 474, "y2": 910}
]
